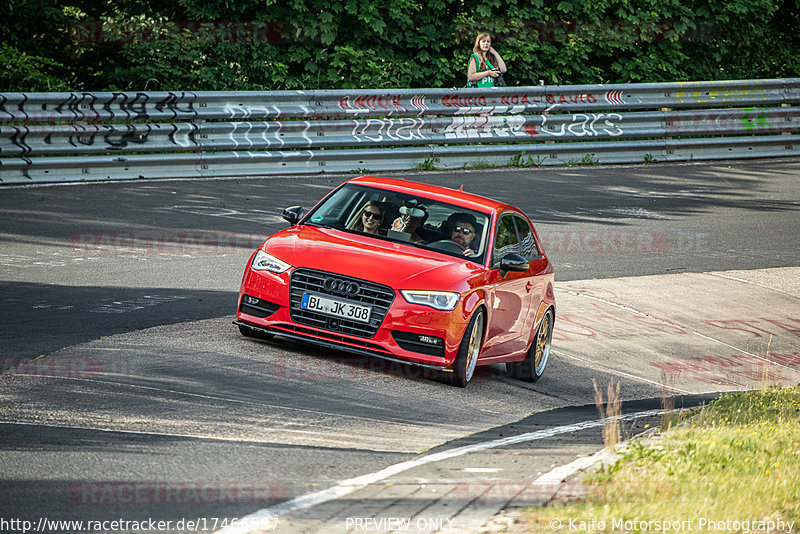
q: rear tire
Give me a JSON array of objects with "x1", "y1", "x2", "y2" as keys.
[
  {"x1": 238, "y1": 323, "x2": 275, "y2": 341},
  {"x1": 450, "y1": 309, "x2": 485, "y2": 388},
  {"x1": 512, "y1": 309, "x2": 553, "y2": 383}
]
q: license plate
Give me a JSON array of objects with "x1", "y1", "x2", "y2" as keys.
[{"x1": 301, "y1": 293, "x2": 372, "y2": 323}]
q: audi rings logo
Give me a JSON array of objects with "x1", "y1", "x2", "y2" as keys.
[{"x1": 323, "y1": 277, "x2": 361, "y2": 297}]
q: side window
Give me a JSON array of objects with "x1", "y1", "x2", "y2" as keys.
[
  {"x1": 514, "y1": 216, "x2": 541, "y2": 261},
  {"x1": 492, "y1": 214, "x2": 520, "y2": 268}
]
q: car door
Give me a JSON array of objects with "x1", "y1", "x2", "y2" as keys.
[
  {"x1": 512, "y1": 214, "x2": 548, "y2": 343},
  {"x1": 481, "y1": 212, "x2": 536, "y2": 357}
]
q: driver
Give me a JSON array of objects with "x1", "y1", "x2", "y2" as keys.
[{"x1": 449, "y1": 213, "x2": 478, "y2": 256}]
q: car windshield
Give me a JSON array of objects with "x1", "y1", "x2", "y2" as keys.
[{"x1": 303, "y1": 184, "x2": 491, "y2": 263}]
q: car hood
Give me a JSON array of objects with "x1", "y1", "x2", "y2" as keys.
[{"x1": 263, "y1": 225, "x2": 484, "y2": 291}]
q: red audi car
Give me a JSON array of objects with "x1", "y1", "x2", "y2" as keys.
[{"x1": 235, "y1": 176, "x2": 555, "y2": 387}]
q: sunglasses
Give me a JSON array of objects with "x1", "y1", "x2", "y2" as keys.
[
  {"x1": 362, "y1": 210, "x2": 381, "y2": 219},
  {"x1": 454, "y1": 225, "x2": 474, "y2": 235}
]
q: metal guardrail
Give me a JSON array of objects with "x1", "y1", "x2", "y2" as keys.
[{"x1": 1, "y1": 79, "x2": 799, "y2": 184}]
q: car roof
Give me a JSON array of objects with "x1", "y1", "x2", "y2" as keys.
[{"x1": 348, "y1": 176, "x2": 517, "y2": 215}]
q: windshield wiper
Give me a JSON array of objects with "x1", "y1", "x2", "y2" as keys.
[{"x1": 304, "y1": 221, "x2": 340, "y2": 230}]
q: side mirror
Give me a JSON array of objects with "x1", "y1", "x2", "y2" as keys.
[
  {"x1": 499, "y1": 253, "x2": 529, "y2": 277},
  {"x1": 282, "y1": 206, "x2": 305, "y2": 225}
]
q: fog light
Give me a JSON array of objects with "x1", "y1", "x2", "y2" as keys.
[
  {"x1": 418, "y1": 335, "x2": 443, "y2": 346},
  {"x1": 243, "y1": 295, "x2": 259, "y2": 305}
]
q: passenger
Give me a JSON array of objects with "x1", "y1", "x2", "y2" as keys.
[
  {"x1": 449, "y1": 213, "x2": 478, "y2": 256},
  {"x1": 348, "y1": 201, "x2": 384, "y2": 235},
  {"x1": 392, "y1": 204, "x2": 427, "y2": 244}
]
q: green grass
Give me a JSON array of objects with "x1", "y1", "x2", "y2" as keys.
[
  {"x1": 566, "y1": 153, "x2": 599, "y2": 166},
  {"x1": 521, "y1": 386, "x2": 800, "y2": 532},
  {"x1": 509, "y1": 151, "x2": 545, "y2": 168},
  {"x1": 414, "y1": 156, "x2": 439, "y2": 171}
]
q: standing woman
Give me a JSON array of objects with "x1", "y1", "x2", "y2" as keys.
[{"x1": 467, "y1": 32, "x2": 507, "y2": 88}]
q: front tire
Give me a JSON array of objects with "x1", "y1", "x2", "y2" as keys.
[
  {"x1": 508, "y1": 309, "x2": 553, "y2": 383},
  {"x1": 450, "y1": 309, "x2": 485, "y2": 388}
]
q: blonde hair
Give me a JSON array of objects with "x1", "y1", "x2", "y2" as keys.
[{"x1": 472, "y1": 32, "x2": 494, "y2": 70}]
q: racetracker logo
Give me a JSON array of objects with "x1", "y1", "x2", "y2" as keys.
[
  {"x1": 269, "y1": 356, "x2": 491, "y2": 381},
  {"x1": 1, "y1": 357, "x2": 103, "y2": 380},
  {"x1": 67, "y1": 232, "x2": 264, "y2": 256},
  {"x1": 540, "y1": 230, "x2": 676, "y2": 254},
  {"x1": 67, "y1": 20, "x2": 320, "y2": 44},
  {"x1": 69, "y1": 482, "x2": 286, "y2": 505}
]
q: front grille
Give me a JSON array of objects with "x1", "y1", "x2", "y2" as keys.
[{"x1": 290, "y1": 268, "x2": 395, "y2": 338}]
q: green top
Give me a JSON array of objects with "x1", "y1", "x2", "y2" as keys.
[{"x1": 468, "y1": 53, "x2": 496, "y2": 88}]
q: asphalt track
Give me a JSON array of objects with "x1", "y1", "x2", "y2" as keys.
[{"x1": 1, "y1": 159, "x2": 799, "y2": 532}]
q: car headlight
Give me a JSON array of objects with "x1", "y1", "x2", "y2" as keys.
[
  {"x1": 251, "y1": 250, "x2": 292, "y2": 273},
  {"x1": 400, "y1": 290, "x2": 460, "y2": 311}
]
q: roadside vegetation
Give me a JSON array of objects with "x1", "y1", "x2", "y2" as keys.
[
  {"x1": 3, "y1": 0, "x2": 798, "y2": 92},
  {"x1": 522, "y1": 386, "x2": 800, "y2": 532}
]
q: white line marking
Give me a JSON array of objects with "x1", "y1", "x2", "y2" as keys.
[
  {"x1": 214, "y1": 409, "x2": 668, "y2": 533},
  {"x1": 708, "y1": 272, "x2": 800, "y2": 300},
  {"x1": 159, "y1": 205, "x2": 284, "y2": 224}
]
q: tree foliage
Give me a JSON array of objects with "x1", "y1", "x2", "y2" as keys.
[{"x1": 2, "y1": 0, "x2": 798, "y2": 92}]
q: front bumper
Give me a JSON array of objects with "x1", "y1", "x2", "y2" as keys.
[
  {"x1": 233, "y1": 320, "x2": 455, "y2": 372},
  {"x1": 236, "y1": 267, "x2": 470, "y2": 368}
]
